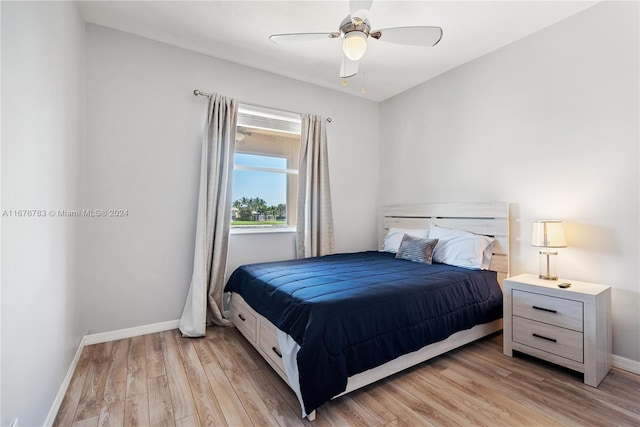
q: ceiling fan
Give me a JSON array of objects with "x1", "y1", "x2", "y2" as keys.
[{"x1": 269, "y1": 0, "x2": 443, "y2": 79}]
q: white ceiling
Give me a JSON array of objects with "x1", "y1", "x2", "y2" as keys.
[{"x1": 77, "y1": 1, "x2": 598, "y2": 102}]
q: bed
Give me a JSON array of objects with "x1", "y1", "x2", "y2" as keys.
[{"x1": 224, "y1": 202, "x2": 509, "y2": 420}]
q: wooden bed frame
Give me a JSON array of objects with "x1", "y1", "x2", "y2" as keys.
[{"x1": 228, "y1": 202, "x2": 510, "y2": 420}]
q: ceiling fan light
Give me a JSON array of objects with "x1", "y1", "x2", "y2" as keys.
[{"x1": 343, "y1": 31, "x2": 368, "y2": 61}]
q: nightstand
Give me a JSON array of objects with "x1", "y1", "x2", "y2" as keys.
[{"x1": 503, "y1": 273, "x2": 612, "y2": 387}]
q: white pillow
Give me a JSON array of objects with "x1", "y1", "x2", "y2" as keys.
[
  {"x1": 382, "y1": 227, "x2": 429, "y2": 253},
  {"x1": 428, "y1": 225, "x2": 495, "y2": 270}
]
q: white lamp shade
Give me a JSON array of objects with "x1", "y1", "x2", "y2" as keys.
[
  {"x1": 343, "y1": 31, "x2": 368, "y2": 61},
  {"x1": 531, "y1": 221, "x2": 567, "y2": 248}
]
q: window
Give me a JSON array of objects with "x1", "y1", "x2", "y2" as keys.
[{"x1": 231, "y1": 104, "x2": 301, "y2": 229}]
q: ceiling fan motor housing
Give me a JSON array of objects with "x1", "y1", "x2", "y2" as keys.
[{"x1": 339, "y1": 16, "x2": 371, "y2": 39}]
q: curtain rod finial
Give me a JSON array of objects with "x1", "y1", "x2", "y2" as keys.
[{"x1": 193, "y1": 89, "x2": 201, "y2": 96}]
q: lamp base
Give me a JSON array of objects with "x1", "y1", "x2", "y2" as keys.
[{"x1": 538, "y1": 250, "x2": 558, "y2": 281}]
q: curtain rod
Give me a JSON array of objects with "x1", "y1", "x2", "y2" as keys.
[{"x1": 193, "y1": 89, "x2": 332, "y2": 123}]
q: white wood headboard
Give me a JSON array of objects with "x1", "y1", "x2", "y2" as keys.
[{"x1": 383, "y1": 202, "x2": 510, "y2": 284}]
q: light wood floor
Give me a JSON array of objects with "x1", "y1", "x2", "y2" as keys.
[{"x1": 54, "y1": 326, "x2": 640, "y2": 427}]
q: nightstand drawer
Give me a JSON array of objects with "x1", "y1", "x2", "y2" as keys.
[
  {"x1": 230, "y1": 295, "x2": 258, "y2": 343},
  {"x1": 513, "y1": 289, "x2": 583, "y2": 331},
  {"x1": 513, "y1": 316, "x2": 583, "y2": 363}
]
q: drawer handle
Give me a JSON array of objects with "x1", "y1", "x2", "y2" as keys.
[
  {"x1": 237, "y1": 314, "x2": 246, "y2": 322},
  {"x1": 271, "y1": 346, "x2": 283, "y2": 358},
  {"x1": 532, "y1": 305, "x2": 557, "y2": 314},
  {"x1": 532, "y1": 333, "x2": 557, "y2": 343}
]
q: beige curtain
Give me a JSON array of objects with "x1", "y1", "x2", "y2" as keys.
[
  {"x1": 296, "y1": 114, "x2": 335, "y2": 258},
  {"x1": 179, "y1": 93, "x2": 237, "y2": 337}
]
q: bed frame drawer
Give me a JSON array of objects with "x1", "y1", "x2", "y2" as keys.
[
  {"x1": 512, "y1": 289, "x2": 583, "y2": 331},
  {"x1": 230, "y1": 295, "x2": 258, "y2": 343},
  {"x1": 259, "y1": 322, "x2": 287, "y2": 377}
]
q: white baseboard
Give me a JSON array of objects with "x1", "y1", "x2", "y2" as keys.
[
  {"x1": 45, "y1": 319, "x2": 180, "y2": 426},
  {"x1": 83, "y1": 319, "x2": 180, "y2": 345},
  {"x1": 612, "y1": 354, "x2": 640, "y2": 375},
  {"x1": 43, "y1": 338, "x2": 85, "y2": 427}
]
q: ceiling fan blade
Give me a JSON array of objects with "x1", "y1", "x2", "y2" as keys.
[
  {"x1": 269, "y1": 32, "x2": 339, "y2": 44},
  {"x1": 349, "y1": 0, "x2": 373, "y2": 25},
  {"x1": 373, "y1": 26, "x2": 443, "y2": 47},
  {"x1": 340, "y1": 55, "x2": 359, "y2": 78}
]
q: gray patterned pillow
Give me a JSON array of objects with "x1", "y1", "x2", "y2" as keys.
[{"x1": 395, "y1": 234, "x2": 439, "y2": 264}]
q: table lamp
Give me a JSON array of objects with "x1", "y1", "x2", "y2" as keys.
[{"x1": 531, "y1": 220, "x2": 566, "y2": 280}]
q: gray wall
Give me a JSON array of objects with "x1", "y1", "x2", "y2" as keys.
[
  {"x1": 1, "y1": 2, "x2": 85, "y2": 425},
  {"x1": 81, "y1": 24, "x2": 381, "y2": 334},
  {"x1": 379, "y1": 1, "x2": 639, "y2": 362}
]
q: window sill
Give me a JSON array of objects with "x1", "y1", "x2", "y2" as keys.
[{"x1": 230, "y1": 227, "x2": 296, "y2": 235}]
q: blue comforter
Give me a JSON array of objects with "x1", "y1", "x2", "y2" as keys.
[{"x1": 224, "y1": 251, "x2": 503, "y2": 414}]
